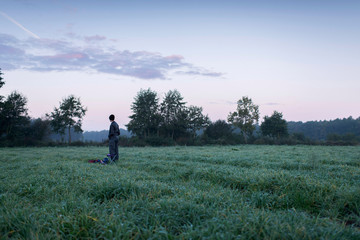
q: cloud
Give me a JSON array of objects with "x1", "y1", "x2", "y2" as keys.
[
  {"x1": 0, "y1": 33, "x2": 224, "y2": 80},
  {"x1": 165, "y1": 55, "x2": 184, "y2": 61},
  {"x1": 84, "y1": 35, "x2": 107, "y2": 42},
  {"x1": 177, "y1": 70, "x2": 224, "y2": 77},
  {"x1": 0, "y1": 44, "x2": 25, "y2": 55}
]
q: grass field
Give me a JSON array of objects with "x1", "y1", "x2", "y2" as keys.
[{"x1": 0, "y1": 145, "x2": 359, "y2": 239}]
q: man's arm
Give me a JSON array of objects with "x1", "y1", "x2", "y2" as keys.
[
  {"x1": 116, "y1": 122, "x2": 120, "y2": 136},
  {"x1": 108, "y1": 122, "x2": 115, "y2": 139}
]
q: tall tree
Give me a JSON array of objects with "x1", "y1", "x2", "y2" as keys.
[
  {"x1": 0, "y1": 68, "x2": 5, "y2": 118},
  {"x1": 0, "y1": 68, "x2": 4, "y2": 90},
  {"x1": 0, "y1": 91, "x2": 30, "y2": 140},
  {"x1": 126, "y1": 88, "x2": 161, "y2": 138},
  {"x1": 187, "y1": 105, "x2": 211, "y2": 138},
  {"x1": 260, "y1": 111, "x2": 288, "y2": 139},
  {"x1": 0, "y1": 68, "x2": 5, "y2": 103},
  {"x1": 48, "y1": 95, "x2": 87, "y2": 144},
  {"x1": 227, "y1": 96, "x2": 259, "y2": 143},
  {"x1": 160, "y1": 90, "x2": 186, "y2": 140}
]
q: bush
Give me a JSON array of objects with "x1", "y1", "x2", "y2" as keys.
[
  {"x1": 146, "y1": 136, "x2": 175, "y2": 146},
  {"x1": 326, "y1": 133, "x2": 359, "y2": 146},
  {"x1": 128, "y1": 137, "x2": 147, "y2": 147}
]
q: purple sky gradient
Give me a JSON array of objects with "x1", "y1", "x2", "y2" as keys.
[{"x1": 1, "y1": 0, "x2": 359, "y2": 130}]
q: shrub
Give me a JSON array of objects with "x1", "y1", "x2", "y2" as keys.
[{"x1": 146, "y1": 136, "x2": 175, "y2": 146}]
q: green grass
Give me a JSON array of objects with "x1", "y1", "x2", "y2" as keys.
[{"x1": 0, "y1": 145, "x2": 359, "y2": 239}]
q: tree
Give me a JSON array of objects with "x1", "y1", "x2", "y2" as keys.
[
  {"x1": 260, "y1": 111, "x2": 288, "y2": 139},
  {"x1": 0, "y1": 91, "x2": 30, "y2": 140},
  {"x1": 26, "y1": 118, "x2": 51, "y2": 143},
  {"x1": 0, "y1": 68, "x2": 4, "y2": 89},
  {"x1": 0, "y1": 68, "x2": 5, "y2": 121},
  {"x1": 126, "y1": 88, "x2": 161, "y2": 138},
  {"x1": 48, "y1": 95, "x2": 87, "y2": 144},
  {"x1": 0, "y1": 68, "x2": 5, "y2": 103},
  {"x1": 187, "y1": 105, "x2": 211, "y2": 138},
  {"x1": 227, "y1": 96, "x2": 259, "y2": 143},
  {"x1": 160, "y1": 90, "x2": 187, "y2": 140},
  {"x1": 204, "y1": 120, "x2": 233, "y2": 140},
  {"x1": 0, "y1": 71, "x2": 31, "y2": 142}
]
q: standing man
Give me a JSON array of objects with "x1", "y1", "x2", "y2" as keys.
[{"x1": 108, "y1": 114, "x2": 120, "y2": 162}]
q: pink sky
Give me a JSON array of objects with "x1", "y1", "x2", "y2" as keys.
[{"x1": 1, "y1": 1, "x2": 359, "y2": 130}]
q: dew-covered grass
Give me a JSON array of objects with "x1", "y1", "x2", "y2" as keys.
[{"x1": 0, "y1": 145, "x2": 359, "y2": 239}]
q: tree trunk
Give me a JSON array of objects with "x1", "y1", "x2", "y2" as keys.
[
  {"x1": 243, "y1": 132, "x2": 248, "y2": 144},
  {"x1": 68, "y1": 126, "x2": 71, "y2": 144},
  {"x1": 6, "y1": 125, "x2": 12, "y2": 137}
]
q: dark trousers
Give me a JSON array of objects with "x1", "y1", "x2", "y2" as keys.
[{"x1": 109, "y1": 138, "x2": 119, "y2": 161}]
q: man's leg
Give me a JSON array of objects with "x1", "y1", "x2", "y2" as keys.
[
  {"x1": 114, "y1": 139, "x2": 119, "y2": 160},
  {"x1": 109, "y1": 139, "x2": 116, "y2": 160}
]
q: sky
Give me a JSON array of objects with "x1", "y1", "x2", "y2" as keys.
[{"x1": 1, "y1": 0, "x2": 359, "y2": 131}]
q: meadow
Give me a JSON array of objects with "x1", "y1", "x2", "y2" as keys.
[{"x1": 0, "y1": 145, "x2": 359, "y2": 239}]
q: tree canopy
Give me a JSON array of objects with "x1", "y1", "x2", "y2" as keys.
[
  {"x1": 0, "y1": 91, "x2": 30, "y2": 141},
  {"x1": 260, "y1": 111, "x2": 288, "y2": 139},
  {"x1": 0, "y1": 68, "x2": 5, "y2": 103},
  {"x1": 127, "y1": 88, "x2": 161, "y2": 138},
  {"x1": 187, "y1": 106, "x2": 211, "y2": 138},
  {"x1": 0, "y1": 68, "x2": 4, "y2": 89},
  {"x1": 48, "y1": 95, "x2": 87, "y2": 144},
  {"x1": 204, "y1": 120, "x2": 233, "y2": 140},
  {"x1": 160, "y1": 90, "x2": 187, "y2": 139},
  {"x1": 227, "y1": 96, "x2": 259, "y2": 143},
  {"x1": 127, "y1": 88, "x2": 210, "y2": 143}
]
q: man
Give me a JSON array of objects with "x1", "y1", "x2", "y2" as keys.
[{"x1": 108, "y1": 114, "x2": 120, "y2": 162}]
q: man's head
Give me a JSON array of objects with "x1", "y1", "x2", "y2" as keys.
[{"x1": 109, "y1": 114, "x2": 115, "y2": 121}]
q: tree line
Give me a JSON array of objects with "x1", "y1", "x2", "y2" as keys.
[
  {"x1": 123, "y1": 88, "x2": 290, "y2": 146},
  {"x1": 288, "y1": 117, "x2": 360, "y2": 144},
  {"x1": 1, "y1": 68, "x2": 359, "y2": 146},
  {"x1": 124, "y1": 88, "x2": 360, "y2": 146},
  {"x1": 0, "y1": 68, "x2": 87, "y2": 146},
  {"x1": 126, "y1": 88, "x2": 210, "y2": 145}
]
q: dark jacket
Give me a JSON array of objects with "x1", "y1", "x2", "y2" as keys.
[{"x1": 108, "y1": 121, "x2": 120, "y2": 140}]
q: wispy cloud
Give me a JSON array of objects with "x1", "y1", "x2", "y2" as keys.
[
  {"x1": 84, "y1": 35, "x2": 107, "y2": 42},
  {"x1": 0, "y1": 11, "x2": 40, "y2": 39},
  {"x1": 177, "y1": 70, "x2": 223, "y2": 77},
  {"x1": 0, "y1": 33, "x2": 224, "y2": 80}
]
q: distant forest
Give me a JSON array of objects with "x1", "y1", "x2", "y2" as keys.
[
  {"x1": 49, "y1": 129, "x2": 131, "y2": 143},
  {"x1": 71, "y1": 116, "x2": 360, "y2": 144},
  {"x1": 83, "y1": 129, "x2": 132, "y2": 142},
  {"x1": 287, "y1": 117, "x2": 360, "y2": 141}
]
